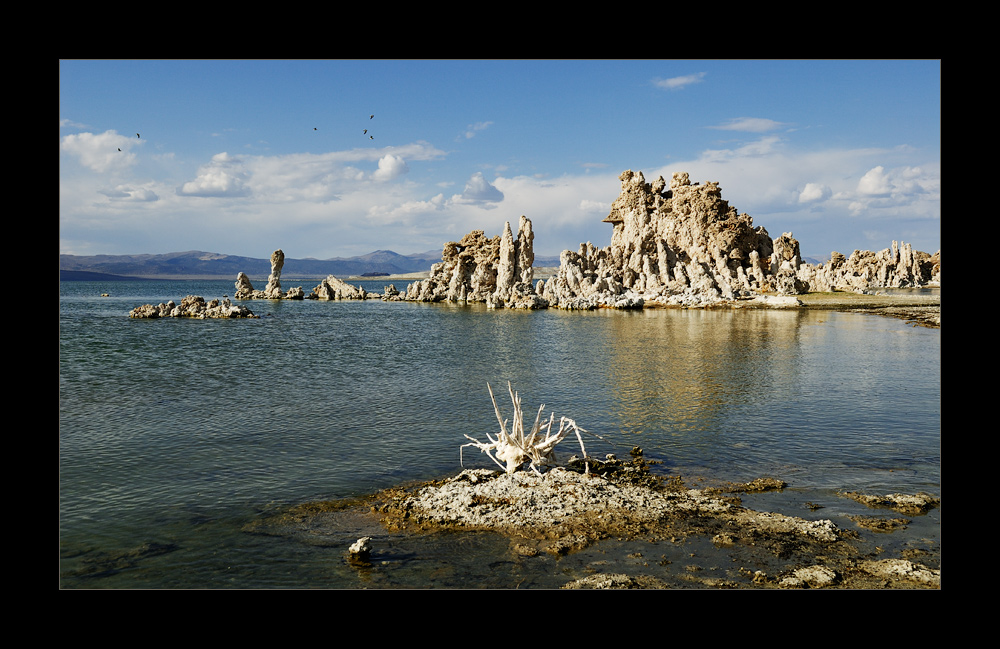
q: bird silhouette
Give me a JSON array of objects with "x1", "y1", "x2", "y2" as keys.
[
  {"x1": 136, "y1": 133, "x2": 140, "y2": 138},
  {"x1": 369, "y1": 135, "x2": 374, "y2": 139},
  {"x1": 363, "y1": 129, "x2": 367, "y2": 134},
  {"x1": 370, "y1": 115, "x2": 374, "y2": 119},
  {"x1": 314, "y1": 127, "x2": 317, "y2": 130},
  {"x1": 118, "y1": 148, "x2": 121, "y2": 152}
]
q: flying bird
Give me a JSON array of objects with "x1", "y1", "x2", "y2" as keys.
[
  {"x1": 363, "y1": 129, "x2": 367, "y2": 134},
  {"x1": 314, "y1": 127, "x2": 317, "y2": 130},
  {"x1": 369, "y1": 135, "x2": 374, "y2": 139},
  {"x1": 118, "y1": 148, "x2": 121, "y2": 152},
  {"x1": 370, "y1": 114, "x2": 374, "y2": 119},
  {"x1": 136, "y1": 133, "x2": 140, "y2": 138}
]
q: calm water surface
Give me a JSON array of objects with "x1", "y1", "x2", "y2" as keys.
[{"x1": 59, "y1": 280, "x2": 940, "y2": 588}]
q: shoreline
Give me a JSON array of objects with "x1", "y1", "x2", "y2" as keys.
[{"x1": 250, "y1": 453, "x2": 940, "y2": 589}]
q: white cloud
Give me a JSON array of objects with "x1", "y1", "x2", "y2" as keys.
[
  {"x1": 177, "y1": 152, "x2": 251, "y2": 198},
  {"x1": 857, "y1": 166, "x2": 892, "y2": 196},
  {"x1": 175, "y1": 144, "x2": 442, "y2": 201},
  {"x1": 59, "y1": 123, "x2": 939, "y2": 262},
  {"x1": 372, "y1": 154, "x2": 409, "y2": 182},
  {"x1": 709, "y1": 117, "x2": 789, "y2": 133},
  {"x1": 653, "y1": 72, "x2": 706, "y2": 90},
  {"x1": 700, "y1": 135, "x2": 784, "y2": 162},
  {"x1": 463, "y1": 121, "x2": 494, "y2": 139},
  {"x1": 98, "y1": 185, "x2": 160, "y2": 202},
  {"x1": 453, "y1": 172, "x2": 504, "y2": 204},
  {"x1": 640, "y1": 140, "x2": 940, "y2": 255},
  {"x1": 61, "y1": 130, "x2": 138, "y2": 173},
  {"x1": 798, "y1": 182, "x2": 831, "y2": 203}
]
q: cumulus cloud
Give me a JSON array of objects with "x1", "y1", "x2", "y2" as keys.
[
  {"x1": 372, "y1": 154, "x2": 409, "y2": 182},
  {"x1": 846, "y1": 165, "x2": 940, "y2": 216},
  {"x1": 177, "y1": 152, "x2": 251, "y2": 198},
  {"x1": 176, "y1": 144, "x2": 443, "y2": 201},
  {"x1": 61, "y1": 130, "x2": 138, "y2": 173},
  {"x1": 653, "y1": 72, "x2": 706, "y2": 90},
  {"x1": 798, "y1": 182, "x2": 831, "y2": 203},
  {"x1": 857, "y1": 166, "x2": 892, "y2": 196},
  {"x1": 454, "y1": 172, "x2": 504, "y2": 204}
]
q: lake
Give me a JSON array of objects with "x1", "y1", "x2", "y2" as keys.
[{"x1": 59, "y1": 279, "x2": 940, "y2": 588}]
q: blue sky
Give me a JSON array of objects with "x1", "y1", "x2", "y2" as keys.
[{"x1": 60, "y1": 60, "x2": 940, "y2": 260}]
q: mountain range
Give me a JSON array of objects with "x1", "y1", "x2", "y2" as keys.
[{"x1": 59, "y1": 249, "x2": 565, "y2": 281}]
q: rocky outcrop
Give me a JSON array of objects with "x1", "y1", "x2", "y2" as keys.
[
  {"x1": 796, "y1": 243, "x2": 940, "y2": 293},
  {"x1": 227, "y1": 174, "x2": 940, "y2": 312},
  {"x1": 232, "y1": 249, "x2": 373, "y2": 301},
  {"x1": 234, "y1": 250, "x2": 305, "y2": 300},
  {"x1": 542, "y1": 171, "x2": 797, "y2": 309},
  {"x1": 405, "y1": 215, "x2": 547, "y2": 309},
  {"x1": 540, "y1": 170, "x2": 939, "y2": 309},
  {"x1": 264, "y1": 249, "x2": 285, "y2": 298},
  {"x1": 129, "y1": 295, "x2": 258, "y2": 319},
  {"x1": 309, "y1": 274, "x2": 369, "y2": 300},
  {"x1": 381, "y1": 284, "x2": 404, "y2": 301}
]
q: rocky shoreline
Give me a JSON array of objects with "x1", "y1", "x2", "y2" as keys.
[{"x1": 247, "y1": 451, "x2": 939, "y2": 589}]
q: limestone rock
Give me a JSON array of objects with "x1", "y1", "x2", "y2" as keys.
[
  {"x1": 234, "y1": 272, "x2": 258, "y2": 300},
  {"x1": 795, "y1": 241, "x2": 940, "y2": 292},
  {"x1": 129, "y1": 295, "x2": 258, "y2": 319},
  {"x1": 546, "y1": 170, "x2": 787, "y2": 308},
  {"x1": 545, "y1": 170, "x2": 938, "y2": 309},
  {"x1": 348, "y1": 536, "x2": 372, "y2": 560},
  {"x1": 310, "y1": 274, "x2": 369, "y2": 300},
  {"x1": 234, "y1": 252, "x2": 305, "y2": 300},
  {"x1": 405, "y1": 215, "x2": 547, "y2": 309},
  {"x1": 380, "y1": 284, "x2": 403, "y2": 301},
  {"x1": 263, "y1": 249, "x2": 284, "y2": 298}
]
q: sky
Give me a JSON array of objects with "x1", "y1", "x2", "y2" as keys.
[{"x1": 59, "y1": 60, "x2": 941, "y2": 261}]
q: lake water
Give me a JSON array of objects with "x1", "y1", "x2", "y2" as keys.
[{"x1": 59, "y1": 279, "x2": 941, "y2": 588}]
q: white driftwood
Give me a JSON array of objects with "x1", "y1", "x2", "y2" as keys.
[{"x1": 462, "y1": 382, "x2": 590, "y2": 475}]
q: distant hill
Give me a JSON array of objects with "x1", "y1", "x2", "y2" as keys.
[{"x1": 59, "y1": 249, "x2": 443, "y2": 280}]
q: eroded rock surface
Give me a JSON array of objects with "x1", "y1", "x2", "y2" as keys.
[
  {"x1": 380, "y1": 464, "x2": 842, "y2": 550},
  {"x1": 128, "y1": 295, "x2": 258, "y2": 319},
  {"x1": 797, "y1": 243, "x2": 939, "y2": 292},
  {"x1": 540, "y1": 170, "x2": 939, "y2": 309},
  {"x1": 405, "y1": 215, "x2": 547, "y2": 309},
  {"x1": 542, "y1": 171, "x2": 794, "y2": 309},
  {"x1": 264, "y1": 249, "x2": 285, "y2": 298},
  {"x1": 310, "y1": 274, "x2": 369, "y2": 300},
  {"x1": 234, "y1": 250, "x2": 305, "y2": 300}
]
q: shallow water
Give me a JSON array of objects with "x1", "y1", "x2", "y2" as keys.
[{"x1": 59, "y1": 280, "x2": 940, "y2": 588}]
